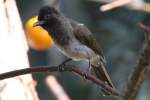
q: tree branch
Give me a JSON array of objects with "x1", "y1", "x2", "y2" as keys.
[
  {"x1": 46, "y1": 76, "x2": 71, "y2": 100},
  {"x1": 100, "y1": 0, "x2": 150, "y2": 13},
  {"x1": 0, "y1": 65, "x2": 120, "y2": 97},
  {"x1": 100, "y1": 0, "x2": 132, "y2": 11},
  {"x1": 121, "y1": 23, "x2": 150, "y2": 100}
]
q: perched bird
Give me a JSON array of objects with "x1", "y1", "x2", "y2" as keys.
[{"x1": 33, "y1": 6, "x2": 115, "y2": 95}]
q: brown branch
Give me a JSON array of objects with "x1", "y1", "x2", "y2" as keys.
[
  {"x1": 121, "y1": 23, "x2": 150, "y2": 100},
  {"x1": 0, "y1": 65, "x2": 120, "y2": 97}
]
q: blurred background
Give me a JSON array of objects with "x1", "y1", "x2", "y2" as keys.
[{"x1": 16, "y1": 0, "x2": 150, "y2": 100}]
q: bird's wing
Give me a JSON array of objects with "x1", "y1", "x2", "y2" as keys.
[
  {"x1": 69, "y1": 19, "x2": 105, "y2": 61},
  {"x1": 69, "y1": 19, "x2": 115, "y2": 95}
]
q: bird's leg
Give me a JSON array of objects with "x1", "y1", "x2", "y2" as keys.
[
  {"x1": 83, "y1": 60, "x2": 92, "y2": 80},
  {"x1": 59, "y1": 58, "x2": 72, "y2": 66},
  {"x1": 87, "y1": 58, "x2": 93, "y2": 74},
  {"x1": 58, "y1": 58, "x2": 72, "y2": 71},
  {"x1": 88, "y1": 60, "x2": 92, "y2": 74}
]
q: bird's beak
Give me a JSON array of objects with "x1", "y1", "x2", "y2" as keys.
[{"x1": 33, "y1": 20, "x2": 45, "y2": 27}]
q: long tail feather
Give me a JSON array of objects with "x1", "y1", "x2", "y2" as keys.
[{"x1": 92, "y1": 62, "x2": 115, "y2": 95}]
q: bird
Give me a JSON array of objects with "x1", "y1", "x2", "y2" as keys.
[{"x1": 33, "y1": 6, "x2": 115, "y2": 95}]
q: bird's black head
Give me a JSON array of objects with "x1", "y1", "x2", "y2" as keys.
[{"x1": 33, "y1": 6, "x2": 59, "y2": 28}]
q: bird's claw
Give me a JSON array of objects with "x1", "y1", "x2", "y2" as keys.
[
  {"x1": 58, "y1": 63, "x2": 65, "y2": 72},
  {"x1": 83, "y1": 73, "x2": 88, "y2": 79}
]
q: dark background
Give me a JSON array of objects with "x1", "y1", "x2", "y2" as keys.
[{"x1": 17, "y1": 0, "x2": 150, "y2": 100}]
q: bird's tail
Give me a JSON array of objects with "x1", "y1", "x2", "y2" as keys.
[{"x1": 91, "y1": 56, "x2": 115, "y2": 96}]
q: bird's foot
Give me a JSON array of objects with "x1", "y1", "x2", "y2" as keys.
[
  {"x1": 83, "y1": 64, "x2": 92, "y2": 80},
  {"x1": 58, "y1": 65, "x2": 64, "y2": 72},
  {"x1": 83, "y1": 73, "x2": 88, "y2": 79}
]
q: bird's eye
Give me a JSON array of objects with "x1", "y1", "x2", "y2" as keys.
[{"x1": 44, "y1": 14, "x2": 51, "y2": 20}]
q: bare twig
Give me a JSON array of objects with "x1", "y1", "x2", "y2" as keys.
[
  {"x1": 121, "y1": 23, "x2": 150, "y2": 100},
  {"x1": 0, "y1": 65, "x2": 120, "y2": 96},
  {"x1": 46, "y1": 76, "x2": 70, "y2": 100},
  {"x1": 100, "y1": 0, "x2": 132, "y2": 11},
  {"x1": 100, "y1": 0, "x2": 150, "y2": 13}
]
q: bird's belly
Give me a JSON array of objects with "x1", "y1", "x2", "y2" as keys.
[
  {"x1": 55, "y1": 43, "x2": 94, "y2": 61},
  {"x1": 64, "y1": 48, "x2": 88, "y2": 61}
]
